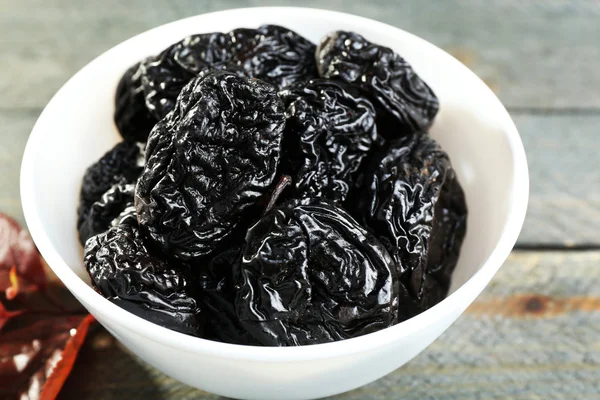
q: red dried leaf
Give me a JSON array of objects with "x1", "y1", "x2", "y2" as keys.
[
  {"x1": 0, "y1": 314, "x2": 95, "y2": 399},
  {"x1": 0, "y1": 211, "x2": 93, "y2": 399},
  {"x1": 0, "y1": 213, "x2": 46, "y2": 297},
  {"x1": 40, "y1": 314, "x2": 95, "y2": 400}
]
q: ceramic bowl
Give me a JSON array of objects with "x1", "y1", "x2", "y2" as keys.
[{"x1": 20, "y1": 7, "x2": 528, "y2": 400}]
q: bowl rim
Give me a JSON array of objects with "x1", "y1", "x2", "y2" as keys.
[{"x1": 20, "y1": 6, "x2": 529, "y2": 362}]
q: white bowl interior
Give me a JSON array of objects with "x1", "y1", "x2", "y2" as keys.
[{"x1": 21, "y1": 8, "x2": 527, "y2": 399}]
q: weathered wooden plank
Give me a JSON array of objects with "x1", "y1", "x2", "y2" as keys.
[
  {"x1": 0, "y1": 110, "x2": 38, "y2": 227},
  {"x1": 4, "y1": 111, "x2": 600, "y2": 246},
  {"x1": 0, "y1": 0, "x2": 179, "y2": 110},
  {"x1": 58, "y1": 251, "x2": 600, "y2": 399},
  {"x1": 1, "y1": 0, "x2": 598, "y2": 110},
  {"x1": 515, "y1": 113, "x2": 600, "y2": 246}
]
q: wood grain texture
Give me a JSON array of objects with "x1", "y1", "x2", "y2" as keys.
[
  {"x1": 0, "y1": 0, "x2": 598, "y2": 110},
  {"x1": 515, "y1": 113, "x2": 600, "y2": 246},
  {"x1": 58, "y1": 251, "x2": 600, "y2": 400}
]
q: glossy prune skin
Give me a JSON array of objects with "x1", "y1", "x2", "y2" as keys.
[
  {"x1": 234, "y1": 25, "x2": 318, "y2": 90},
  {"x1": 77, "y1": 141, "x2": 144, "y2": 242},
  {"x1": 141, "y1": 32, "x2": 248, "y2": 120},
  {"x1": 426, "y1": 170, "x2": 467, "y2": 292},
  {"x1": 135, "y1": 70, "x2": 286, "y2": 262},
  {"x1": 84, "y1": 210, "x2": 203, "y2": 336},
  {"x1": 278, "y1": 80, "x2": 378, "y2": 202},
  {"x1": 114, "y1": 62, "x2": 158, "y2": 142},
  {"x1": 200, "y1": 248, "x2": 261, "y2": 345},
  {"x1": 204, "y1": 199, "x2": 399, "y2": 346},
  {"x1": 115, "y1": 31, "x2": 256, "y2": 142},
  {"x1": 316, "y1": 31, "x2": 439, "y2": 137},
  {"x1": 353, "y1": 133, "x2": 466, "y2": 300},
  {"x1": 78, "y1": 183, "x2": 135, "y2": 245},
  {"x1": 115, "y1": 26, "x2": 316, "y2": 142}
]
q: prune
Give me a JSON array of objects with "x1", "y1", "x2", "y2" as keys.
[
  {"x1": 204, "y1": 199, "x2": 399, "y2": 346},
  {"x1": 200, "y1": 248, "x2": 261, "y2": 345},
  {"x1": 77, "y1": 141, "x2": 144, "y2": 243},
  {"x1": 135, "y1": 70, "x2": 286, "y2": 261},
  {"x1": 78, "y1": 183, "x2": 135, "y2": 245},
  {"x1": 84, "y1": 209, "x2": 203, "y2": 336},
  {"x1": 114, "y1": 62, "x2": 158, "y2": 142},
  {"x1": 353, "y1": 133, "x2": 467, "y2": 299},
  {"x1": 228, "y1": 28, "x2": 259, "y2": 54},
  {"x1": 141, "y1": 32, "x2": 247, "y2": 120},
  {"x1": 316, "y1": 31, "x2": 439, "y2": 136},
  {"x1": 234, "y1": 25, "x2": 317, "y2": 89},
  {"x1": 426, "y1": 171, "x2": 467, "y2": 292},
  {"x1": 115, "y1": 31, "x2": 255, "y2": 142},
  {"x1": 278, "y1": 80, "x2": 378, "y2": 202}
]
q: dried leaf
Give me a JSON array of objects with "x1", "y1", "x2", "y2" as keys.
[
  {"x1": 0, "y1": 213, "x2": 46, "y2": 297},
  {"x1": 0, "y1": 314, "x2": 95, "y2": 400},
  {"x1": 0, "y1": 212, "x2": 93, "y2": 399},
  {"x1": 39, "y1": 314, "x2": 95, "y2": 400}
]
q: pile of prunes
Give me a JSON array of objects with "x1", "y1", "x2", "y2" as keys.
[{"x1": 79, "y1": 25, "x2": 467, "y2": 346}]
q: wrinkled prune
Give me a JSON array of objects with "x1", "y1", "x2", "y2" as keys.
[
  {"x1": 204, "y1": 199, "x2": 399, "y2": 346},
  {"x1": 316, "y1": 31, "x2": 439, "y2": 136},
  {"x1": 115, "y1": 31, "x2": 256, "y2": 142},
  {"x1": 354, "y1": 133, "x2": 466, "y2": 299},
  {"x1": 426, "y1": 170, "x2": 467, "y2": 292},
  {"x1": 77, "y1": 141, "x2": 144, "y2": 242},
  {"x1": 234, "y1": 25, "x2": 317, "y2": 89},
  {"x1": 200, "y1": 248, "x2": 261, "y2": 345},
  {"x1": 114, "y1": 62, "x2": 158, "y2": 142},
  {"x1": 84, "y1": 210, "x2": 203, "y2": 336},
  {"x1": 278, "y1": 80, "x2": 378, "y2": 202},
  {"x1": 135, "y1": 70, "x2": 286, "y2": 261},
  {"x1": 141, "y1": 32, "x2": 246, "y2": 120},
  {"x1": 228, "y1": 28, "x2": 259, "y2": 54},
  {"x1": 78, "y1": 183, "x2": 135, "y2": 245}
]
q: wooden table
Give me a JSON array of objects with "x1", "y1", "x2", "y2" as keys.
[{"x1": 2, "y1": 1, "x2": 599, "y2": 398}]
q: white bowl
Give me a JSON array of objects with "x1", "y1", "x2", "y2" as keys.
[{"x1": 20, "y1": 7, "x2": 528, "y2": 400}]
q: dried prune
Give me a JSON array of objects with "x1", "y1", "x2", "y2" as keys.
[
  {"x1": 316, "y1": 31, "x2": 439, "y2": 136},
  {"x1": 234, "y1": 25, "x2": 317, "y2": 89},
  {"x1": 200, "y1": 248, "x2": 261, "y2": 345},
  {"x1": 78, "y1": 183, "x2": 135, "y2": 245},
  {"x1": 115, "y1": 31, "x2": 256, "y2": 142},
  {"x1": 204, "y1": 199, "x2": 399, "y2": 346},
  {"x1": 114, "y1": 62, "x2": 158, "y2": 142},
  {"x1": 228, "y1": 28, "x2": 259, "y2": 54},
  {"x1": 353, "y1": 133, "x2": 466, "y2": 300},
  {"x1": 77, "y1": 141, "x2": 144, "y2": 243},
  {"x1": 426, "y1": 170, "x2": 467, "y2": 292},
  {"x1": 135, "y1": 70, "x2": 286, "y2": 261},
  {"x1": 278, "y1": 80, "x2": 378, "y2": 202},
  {"x1": 141, "y1": 32, "x2": 247, "y2": 120},
  {"x1": 84, "y1": 210, "x2": 203, "y2": 336}
]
